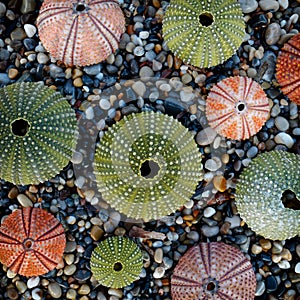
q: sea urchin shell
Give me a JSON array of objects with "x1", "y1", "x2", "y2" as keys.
[
  {"x1": 94, "y1": 111, "x2": 203, "y2": 221},
  {"x1": 37, "y1": 0, "x2": 125, "y2": 66},
  {"x1": 206, "y1": 76, "x2": 270, "y2": 140},
  {"x1": 162, "y1": 0, "x2": 245, "y2": 68},
  {"x1": 276, "y1": 33, "x2": 300, "y2": 105},
  {"x1": 235, "y1": 151, "x2": 300, "y2": 241},
  {"x1": 0, "y1": 207, "x2": 66, "y2": 277},
  {"x1": 171, "y1": 242, "x2": 256, "y2": 300},
  {"x1": 90, "y1": 236, "x2": 143, "y2": 288},
  {"x1": 0, "y1": 82, "x2": 77, "y2": 185}
]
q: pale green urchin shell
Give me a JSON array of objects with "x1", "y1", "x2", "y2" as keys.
[
  {"x1": 94, "y1": 111, "x2": 203, "y2": 221},
  {"x1": 0, "y1": 82, "x2": 77, "y2": 185},
  {"x1": 90, "y1": 236, "x2": 143, "y2": 288},
  {"x1": 162, "y1": 0, "x2": 245, "y2": 68},
  {"x1": 235, "y1": 151, "x2": 300, "y2": 241}
]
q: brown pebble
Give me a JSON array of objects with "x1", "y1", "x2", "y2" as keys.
[
  {"x1": 72, "y1": 68, "x2": 83, "y2": 79},
  {"x1": 154, "y1": 44, "x2": 161, "y2": 53},
  {"x1": 259, "y1": 238, "x2": 272, "y2": 251},
  {"x1": 8, "y1": 68, "x2": 18, "y2": 79},
  {"x1": 213, "y1": 175, "x2": 227, "y2": 192},
  {"x1": 167, "y1": 54, "x2": 173, "y2": 68},
  {"x1": 90, "y1": 225, "x2": 104, "y2": 241},
  {"x1": 281, "y1": 248, "x2": 292, "y2": 261},
  {"x1": 7, "y1": 288, "x2": 18, "y2": 300},
  {"x1": 8, "y1": 187, "x2": 19, "y2": 199},
  {"x1": 220, "y1": 221, "x2": 231, "y2": 235},
  {"x1": 251, "y1": 244, "x2": 263, "y2": 255},
  {"x1": 173, "y1": 56, "x2": 182, "y2": 69},
  {"x1": 152, "y1": 0, "x2": 161, "y2": 8},
  {"x1": 73, "y1": 77, "x2": 83, "y2": 87}
]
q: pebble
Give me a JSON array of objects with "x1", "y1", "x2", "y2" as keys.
[
  {"x1": 17, "y1": 194, "x2": 33, "y2": 207},
  {"x1": 259, "y1": 0, "x2": 279, "y2": 11},
  {"x1": 213, "y1": 175, "x2": 226, "y2": 192},
  {"x1": 99, "y1": 98, "x2": 111, "y2": 110},
  {"x1": 203, "y1": 207, "x2": 216, "y2": 218},
  {"x1": 64, "y1": 264, "x2": 76, "y2": 276},
  {"x1": 252, "y1": 244, "x2": 263, "y2": 254},
  {"x1": 0, "y1": 2, "x2": 6, "y2": 17},
  {"x1": 275, "y1": 116, "x2": 289, "y2": 131},
  {"x1": 37, "y1": 53, "x2": 49, "y2": 64},
  {"x1": 32, "y1": 288, "x2": 43, "y2": 300},
  {"x1": 201, "y1": 225, "x2": 219, "y2": 237},
  {"x1": 27, "y1": 277, "x2": 40, "y2": 289},
  {"x1": 153, "y1": 267, "x2": 165, "y2": 278},
  {"x1": 278, "y1": 0, "x2": 288, "y2": 9},
  {"x1": 66, "y1": 289, "x2": 77, "y2": 300},
  {"x1": 0, "y1": 73, "x2": 11, "y2": 85},
  {"x1": 205, "y1": 157, "x2": 222, "y2": 171},
  {"x1": 196, "y1": 127, "x2": 217, "y2": 145},
  {"x1": 78, "y1": 284, "x2": 90, "y2": 295},
  {"x1": 265, "y1": 23, "x2": 281, "y2": 45},
  {"x1": 239, "y1": 0, "x2": 258, "y2": 13},
  {"x1": 266, "y1": 275, "x2": 278, "y2": 292},
  {"x1": 24, "y1": 24, "x2": 36, "y2": 38},
  {"x1": 48, "y1": 283, "x2": 62, "y2": 299},
  {"x1": 154, "y1": 248, "x2": 163, "y2": 264},
  {"x1": 255, "y1": 281, "x2": 265, "y2": 296},
  {"x1": 8, "y1": 68, "x2": 18, "y2": 79},
  {"x1": 132, "y1": 81, "x2": 146, "y2": 97},
  {"x1": 90, "y1": 225, "x2": 104, "y2": 241},
  {"x1": 259, "y1": 239, "x2": 272, "y2": 250},
  {"x1": 21, "y1": 0, "x2": 36, "y2": 13},
  {"x1": 16, "y1": 281, "x2": 27, "y2": 293},
  {"x1": 10, "y1": 28, "x2": 26, "y2": 40},
  {"x1": 224, "y1": 216, "x2": 241, "y2": 228},
  {"x1": 139, "y1": 66, "x2": 154, "y2": 78},
  {"x1": 274, "y1": 132, "x2": 294, "y2": 148},
  {"x1": 295, "y1": 262, "x2": 300, "y2": 274}
]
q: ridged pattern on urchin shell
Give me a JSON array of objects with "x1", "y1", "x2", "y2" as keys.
[
  {"x1": 162, "y1": 0, "x2": 245, "y2": 68},
  {"x1": 94, "y1": 111, "x2": 203, "y2": 221},
  {"x1": 37, "y1": 0, "x2": 125, "y2": 66},
  {"x1": 206, "y1": 76, "x2": 270, "y2": 140},
  {"x1": 0, "y1": 82, "x2": 77, "y2": 185},
  {"x1": 90, "y1": 236, "x2": 143, "y2": 288},
  {"x1": 0, "y1": 207, "x2": 66, "y2": 277},
  {"x1": 171, "y1": 242, "x2": 256, "y2": 300},
  {"x1": 235, "y1": 151, "x2": 300, "y2": 241},
  {"x1": 276, "y1": 33, "x2": 300, "y2": 105}
]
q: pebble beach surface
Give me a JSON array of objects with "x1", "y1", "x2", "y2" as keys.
[{"x1": 0, "y1": 0, "x2": 300, "y2": 299}]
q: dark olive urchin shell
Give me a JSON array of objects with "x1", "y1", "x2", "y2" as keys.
[
  {"x1": 0, "y1": 207, "x2": 66, "y2": 277},
  {"x1": 171, "y1": 242, "x2": 256, "y2": 300},
  {"x1": 162, "y1": 0, "x2": 245, "y2": 68},
  {"x1": 276, "y1": 33, "x2": 300, "y2": 105},
  {"x1": 0, "y1": 82, "x2": 77, "y2": 185},
  {"x1": 235, "y1": 151, "x2": 300, "y2": 241},
  {"x1": 94, "y1": 111, "x2": 203, "y2": 221},
  {"x1": 90, "y1": 236, "x2": 143, "y2": 288}
]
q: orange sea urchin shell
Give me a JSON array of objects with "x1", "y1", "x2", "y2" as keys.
[
  {"x1": 276, "y1": 33, "x2": 300, "y2": 105},
  {"x1": 0, "y1": 207, "x2": 66, "y2": 277},
  {"x1": 206, "y1": 76, "x2": 270, "y2": 140},
  {"x1": 171, "y1": 242, "x2": 256, "y2": 300},
  {"x1": 37, "y1": 0, "x2": 125, "y2": 66}
]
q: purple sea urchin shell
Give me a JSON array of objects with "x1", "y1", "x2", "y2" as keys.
[{"x1": 171, "y1": 242, "x2": 256, "y2": 300}]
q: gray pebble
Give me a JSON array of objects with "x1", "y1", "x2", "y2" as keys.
[
  {"x1": 139, "y1": 66, "x2": 154, "y2": 78},
  {"x1": 201, "y1": 225, "x2": 219, "y2": 237},
  {"x1": 48, "y1": 283, "x2": 62, "y2": 299},
  {"x1": 246, "y1": 146, "x2": 258, "y2": 158},
  {"x1": 225, "y1": 215, "x2": 241, "y2": 228},
  {"x1": 238, "y1": 0, "x2": 258, "y2": 13},
  {"x1": 255, "y1": 281, "x2": 265, "y2": 296},
  {"x1": 0, "y1": 2, "x2": 6, "y2": 17},
  {"x1": 259, "y1": 0, "x2": 279, "y2": 11},
  {"x1": 133, "y1": 46, "x2": 145, "y2": 56},
  {"x1": 99, "y1": 98, "x2": 111, "y2": 110},
  {"x1": 132, "y1": 81, "x2": 146, "y2": 97},
  {"x1": 84, "y1": 64, "x2": 102, "y2": 75},
  {"x1": 196, "y1": 127, "x2": 217, "y2": 145},
  {"x1": 274, "y1": 132, "x2": 294, "y2": 148},
  {"x1": 64, "y1": 264, "x2": 76, "y2": 276},
  {"x1": 153, "y1": 267, "x2": 165, "y2": 279},
  {"x1": 278, "y1": 0, "x2": 288, "y2": 9},
  {"x1": 0, "y1": 73, "x2": 11, "y2": 85},
  {"x1": 274, "y1": 116, "x2": 289, "y2": 131},
  {"x1": 265, "y1": 23, "x2": 281, "y2": 45},
  {"x1": 203, "y1": 207, "x2": 216, "y2": 218}
]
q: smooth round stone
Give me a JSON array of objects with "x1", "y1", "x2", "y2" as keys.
[
  {"x1": 196, "y1": 127, "x2": 217, "y2": 145},
  {"x1": 278, "y1": 260, "x2": 290, "y2": 269},
  {"x1": 180, "y1": 90, "x2": 194, "y2": 102},
  {"x1": 251, "y1": 244, "x2": 263, "y2": 254},
  {"x1": 17, "y1": 194, "x2": 33, "y2": 207},
  {"x1": 108, "y1": 288, "x2": 123, "y2": 298},
  {"x1": 21, "y1": 0, "x2": 36, "y2": 13},
  {"x1": 139, "y1": 66, "x2": 154, "y2": 78},
  {"x1": 259, "y1": 0, "x2": 279, "y2": 11},
  {"x1": 153, "y1": 266, "x2": 165, "y2": 278},
  {"x1": 295, "y1": 262, "x2": 300, "y2": 274},
  {"x1": 154, "y1": 248, "x2": 163, "y2": 263},
  {"x1": 224, "y1": 215, "x2": 241, "y2": 228},
  {"x1": 259, "y1": 239, "x2": 272, "y2": 250},
  {"x1": 32, "y1": 288, "x2": 43, "y2": 300},
  {"x1": 27, "y1": 277, "x2": 40, "y2": 289},
  {"x1": 78, "y1": 284, "x2": 90, "y2": 295},
  {"x1": 278, "y1": 0, "x2": 288, "y2": 9},
  {"x1": 205, "y1": 157, "x2": 222, "y2": 172},
  {"x1": 83, "y1": 64, "x2": 101, "y2": 75},
  {"x1": 181, "y1": 73, "x2": 192, "y2": 84},
  {"x1": 274, "y1": 116, "x2": 289, "y2": 131},
  {"x1": 64, "y1": 264, "x2": 76, "y2": 276},
  {"x1": 24, "y1": 24, "x2": 36, "y2": 38},
  {"x1": 274, "y1": 132, "x2": 294, "y2": 148},
  {"x1": 271, "y1": 241, "x2": 283, "y2": 254},
  {"x1": 37, "y1": 52, "x2": 49, "y2": 64},
  {"x1": 133, "y1": 46, "x2": 145, "y2": 56},
  {"x1": 255, "y1": 281, "x2": 265, "y2": 296},
  {"x1": 66, "y1": 289, "x2": 77, "y2": 300},
  {"x1": 11, "y1": 28, "x2": 27, "y2": 40},
  {"x1": 187, "y1": 231, "x2": 200, "y2": 242},
  {"x1": 239, "y1": 0, "x2": 258, "y2": 13},
  {"x1": 16, "y1": 281, "x2": 27, "y2": 293},
  {"x1": 201, "y1": 225, "x2": 219, "y2": 237},
  {"x1": 99, "y1": 98, "x2": 111, "y2": 110},
  {"x1": 203, "y1": 207, "x2": 216, "y2": 218},
  {"x1": 48, "y1": 283, "x2": 62, "y2": 299},
  {"x1": 246, "y1": 146, "x2": 258, "y2": 158},
  {"x1": 132, "y1": 81, "x2": 146, "y2": 97},
  {"x1": 152, "y1": 60, "x2": 162, "y2": 71},
  {"x1": 0, "y1": 2, "x2": 6, "y2": 17},
  {"x1": 265, "y1": 23, "x2": 281, "y2": 45},
  {"x1": 266, "y1": 275, "x2": 278, "y2": 292}
]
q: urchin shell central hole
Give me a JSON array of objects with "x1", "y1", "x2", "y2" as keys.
[
  {"x1": 11, "y1": 118, "x2": 30, "y2": 136},
  {"x1": 199, "y1": 12, "x2": 214, "y2": 27},
  {"x1": 113, "y1": 262, "x2": 123, "y2": 272},
  {"x1": 76, "y1": 3, "x2": 86, "y2": 11},
  {"x1": 206, "y1": 281, "x2": 216, "y2": 291},
  {"x1": 281, "y1": 190, "x2": 300, "y2": 210},
  {"x1": 23, "y1": 238, "x2": 33, "y2": 250},
  {"x1": 236, "y1": 102, "x2": 246, "y2": 113},
  {"x1": 140, "y1": 159, "x2": 160, "y2": 179}
]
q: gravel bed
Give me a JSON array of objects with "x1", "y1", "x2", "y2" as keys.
[{"x1": 0, "y1": 0, "x2": 300, "y2": 299}]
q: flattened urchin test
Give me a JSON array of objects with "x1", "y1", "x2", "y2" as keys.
[
  {"x1": 0, "y1": 82, "x2": 77, "y2": 185},
  {"x1": 94, "y1": 111, "x2": 203, "y2": 221}
]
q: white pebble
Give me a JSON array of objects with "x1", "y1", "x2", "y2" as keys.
[
  {"x1": 203, "y1": 207, "x2": 216, "y2": 218},
  {"x1": 24, "y1": 24, "x2": 36, "y2": 38},
  {"x1": 17, "y1": 194, "x2": 33, "y2": 207},
  {"x1": 27, "y1": 276, "x2": 40, "y2": 289},
  {"x1": 295, "y1": 262, "x2": 300, "y2": 274},
  {"x1": 274, "y1": 132, "x2": 294, "y2": 148},
  {"x1": 99, "y1": 98, "x2": 111, "y2": 110},
  {"x1": 153, "y1": 266, "x2": 165, "y2": 278}
]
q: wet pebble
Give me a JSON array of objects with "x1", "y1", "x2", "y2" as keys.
[
  {"x1": 48, "y1": 283, "x2": 62, "y2": 299},
  {"x1": 265, "y1": 23, "x2": 281, "y2": 45},
  {"x1": 274, "y1": 132, "x2": 294, "y2": 148},
  {"x1": 27, "y1": 277, "x2": 40, "y2": 289},
  {"x1": 201, "y1": 225, "x2": 219, "y2": 237},
  {"x1": 275, "y1": 116, "x2": 289, "y2": 131},
  {"x1": 239, "y1": 0, "x2": 258, "y2": 13}
]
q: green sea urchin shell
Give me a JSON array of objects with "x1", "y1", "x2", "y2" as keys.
[
  {"x1": 90, "y1": 236, "x2": 143, "y2": 288},
  {"x1": 0, "y1": 82, "x2": 77, "y2": 185},
  {"x1": 94, "y1": 111, "x2": 203, "y2": 221},
  {"x1": 162, "y1": 0, "x2": 245, "y2": 68},
  {"x1": 235, "y1": 151, "x2": 300, "y2": 240}
]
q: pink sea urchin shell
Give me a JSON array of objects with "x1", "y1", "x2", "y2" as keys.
[
  {"x1": 37, "y1": 0, "x2": 125, "y2": 66},
  {"x1": 0, "y1": 207, "x2": 66, "y2": 277},
  {"x1": 276, "y1": 33, "x2": 300, "y2": 105},
  {"x1": 206, "y1": 76, "x2": 270, "y2": 140},
  {"x1": 171, "y1": 242, "x2": 256, "y2": 300}
]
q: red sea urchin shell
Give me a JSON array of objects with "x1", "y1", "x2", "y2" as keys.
[
  {"x1": 276, "y1": 33, "x2": 300, "y2": 105},
  {"x1": 37, "y1": 0, "x2": 125, "y2": 66},
  {"x1": 171, "y1": 242, "x2": 256, "y2": 300},
  {"x1": 206, "y1": 76, "x2": 270, "y2": 140},
  {"x1": 0, "y1": 207, "x2": 66, "y2": 276}
]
